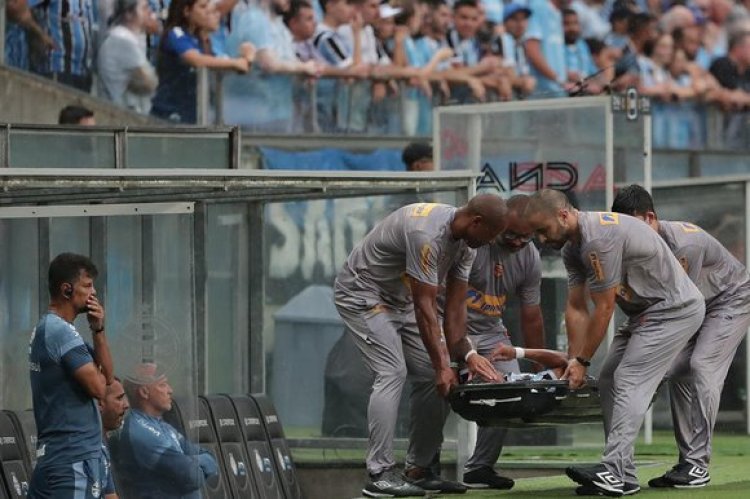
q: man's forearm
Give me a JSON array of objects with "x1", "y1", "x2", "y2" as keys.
[
  {"x1": 576, "y1": 304, "x2": 613, "y2": 360},
  {"x1": 565, "y1": 307, "x2": 589, "y2": 357},
  {"x1": 414, "y1": 302, "x2": 450, "y2": 371},
  {"x1": 521, "y1": 305, "x2": 545, "y2": 349},
  {"x1": 92, "y1": 332, "x2": 114, "y2": 385}
]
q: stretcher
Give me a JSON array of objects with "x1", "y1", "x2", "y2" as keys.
[{"x1": 449, "y1": 377, "x2": 603, "y2": 427}]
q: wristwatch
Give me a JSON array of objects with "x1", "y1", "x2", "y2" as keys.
[{"x1": 574, "y1": 356, "x2": 591, "y2": 367}]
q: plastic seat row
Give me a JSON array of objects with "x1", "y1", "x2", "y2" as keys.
[{"x1": 0, "y1": 394, "x2": 301, "y2": 499}]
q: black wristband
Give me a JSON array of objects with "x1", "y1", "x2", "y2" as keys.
[
  {"x1": 93, "y1": 326, "x2": 105, "y2": 334},
  {"x1": 575, "y1": 356, "x2": 591, "y2": 367}
]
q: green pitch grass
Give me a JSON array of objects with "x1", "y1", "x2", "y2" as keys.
[{"x1": 464, "y1": 431, "x2": 750, "y2": 498}]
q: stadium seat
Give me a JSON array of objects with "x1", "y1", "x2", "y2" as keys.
[
  {"x1": 250, "y1": 394, "x2": 303, "y2": 499},
  {"x1": 202, "y1": 395, "x2": 260, "y2": 498},
  {"x1": 165, "y1": 397, "x2": 234, "y2": 499},
  {"x1": 6, "y1": 410, "x2": 37, "y2": 472},
  {"x1": 0, "y1": 412, "x2": 30, "y2": 498},
  {"x1": 228, "y1": 395, "x2": 285, "y2": 499}
]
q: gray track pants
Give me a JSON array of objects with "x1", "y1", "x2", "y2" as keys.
[
  {"x1": 599, "y1": 300, "x2": 705, "y2": 485},
  {"x1": 334, "y1": 302, "x2": 450, "y2": 475},
  {"x1": 464, "y1": 332, "x2": 520, "y2": 472},
  {"x1": 669, "y1": 296, "x2": 750, "y2": 468}
]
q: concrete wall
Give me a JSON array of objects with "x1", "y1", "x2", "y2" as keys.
[{"x1": 0, "y1": 65, "x2": 158, "y2": 126}]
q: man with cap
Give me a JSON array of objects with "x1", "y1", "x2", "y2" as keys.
[
  {"x1": 109, "y1": 364, "x2": 219, "y2": 498},
  {"x1": 498, "y1": 3, "x2": 536, "y2": 97},
  {"x1": 334, "y1": 194, "x2": 508, "y2": 497}
]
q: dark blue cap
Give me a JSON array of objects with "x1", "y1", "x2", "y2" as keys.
[{"x1": 503, "y1": 2, "x2": 532, "y2": 23}]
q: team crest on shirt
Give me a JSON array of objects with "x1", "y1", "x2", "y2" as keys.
[
  {"x1": 598, "y1": 212, "x2": 620, "y2": 225},
  {"x1": 410, "y1": 203, "x2": 437, "y2": 217},
  {"x1": 680, "y1": 222, "x2": 700, "y2": 233},
  {"x1": 588, "y1": 252, "x2": 605, "y2": 282},
  {"x1": 494, "y1": 263, "x2": 504, "y2": 278}
]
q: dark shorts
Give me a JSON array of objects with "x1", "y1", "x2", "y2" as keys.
[{"x1": 29, "y1": 457, "x2": 106, "y2": 499}]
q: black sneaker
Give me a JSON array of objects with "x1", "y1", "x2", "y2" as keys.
[
  {"x1": 404, "y1": 468, "x2": 467, "y2": 494},
  {"x1": 363, "y1": 468, "x2": 426, "y2": 498},
  {"x1": 576, "y1": 482, "x2": 640, "y2": 496},
  {"x1": 648, "y1": 462, "x2": 710, "y2": 489},
  {"x1": 462, "y1": 466, "x2": 515, "y2": 490},
  {"x1": 565, "y1": 464, "x2": 624, "y2": 496}
]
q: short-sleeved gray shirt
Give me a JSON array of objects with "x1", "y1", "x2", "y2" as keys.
[
  {"x1": 658, "y1": 220, "x2": 750, "y2": 307},
  {"x1": 562, "y1": 212, "x2": 702, "y2": 318},
  {"x1": 335, "y1": 203, "x2": 476, "y2": 311},
  {"x1": 463, "y1": 242, "x2": 542, "y2": 336}
]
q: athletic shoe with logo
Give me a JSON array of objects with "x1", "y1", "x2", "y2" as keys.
[
  {"x1": 462, "y1": 466, "x2": 515, "y2": 490},
  {"x1": 576, "y1": 482, "x2": 641, "y2": 496},
  {"x1": 363, "y1": 468, "x2": 426, "y2": 498},
  {"x1": 404, "y1": 468, "x2": 467, "y2": 494},
  {"x1": 647, "y1": 462, "x2": 710, "y2": 488},
  {"x1": 566, "y1": 464, "x2": 624, "y2": 496}
]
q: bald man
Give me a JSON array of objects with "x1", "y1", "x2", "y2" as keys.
[
  {"x1": 334, "y1": 195, "x2": 508, "y2": 498},
  {"x1": 524, "y1": 189, "x2": 704, "y2": 497}
]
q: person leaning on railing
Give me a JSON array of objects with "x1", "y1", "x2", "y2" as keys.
[{"x1": 150, "y1": 0, "x2": 255, "y2": 124}]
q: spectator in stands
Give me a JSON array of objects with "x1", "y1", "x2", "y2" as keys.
[
  {"x1": 496, "y1": 2, "x2": 536, "y2": 97},
  {"x1": 570, "y1": 0, "x2": 611, "y2": 40},
  {"x1": 614, "y1": 12, "x2": 658, "y2": 88},
  {"x1": 224, "y1": 0, "x2": 320, "y2": 131},
  {"x1": 58, "y1": 105, "x2": 96, "y2": 125},
  {"x1": 674, "y1": 25, "x2": 712, "y2": 69},
  {"x1": 587, "y1": 38, "x2": 617, "y2": 83},
  {"x1": 709, "y1": 30, "x2": 750, "y2": 109},
  {"x1": 417, "y1": 0, "x2": 486, "y2": 102},
  {"x1": 98, "y1": 377, "x2": 129, "y2": 499},
  {"x1": 151, "y1": 0, "x2": 255, "y2": 124},
  {"x1": 402, "y1": 141, "x2": 433, "y2": 171},
  {"x1": 563, "y1": 8, "x2": 602, "y2": 92},
  {"x1": 311, "y1": 0, "x2": 370, "y2": 131},
  {"x1": 604, "y1": 8, "x2": 632, "y2": 52},
  {"x1": 637, "y1": 32, "x2": 679, "y2": 100},
  {"x1": 26, "y1": 0, "x2": 96, "y2": 91},
  {"x1": 28, "y1": 253, "x2": 114, "y2": 497},
  {"x1": 4, "y1": 0, "x2": 54, "y2": 71},
  {"x1": 98, "y1": 0, "x2": 159, "y2": 114},
  {"x1": 110, "y1": 363, "x2": 219, "y2": 497},
  {"x1": 524, "y1": 0, "x2": 571, "y2": 97}
]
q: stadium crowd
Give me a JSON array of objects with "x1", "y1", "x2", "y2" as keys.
[{"x1": 5, "y1": 0, "x2": 750, "y2": 136}]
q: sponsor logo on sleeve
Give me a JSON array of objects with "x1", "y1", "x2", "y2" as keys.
[
  {"x1": 680, "y1": 222, "x2": 700, "y2": 233},
  {"x1": 420, "y1": 244, "x2": 433, "y2": 274},
  {"x1": 678, "y1": 256, "x2": 690, "y2": 273},
  {"x1": 598, "y1": 212, "x2": 619, "y2": 225},
  {"x1": 410, "y1": 203, "x2": 438, "y2": 217}
]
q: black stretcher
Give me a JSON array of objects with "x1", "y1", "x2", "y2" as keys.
[{"x1": 449, "y1": 378, "x2": 604, "y2": 427}]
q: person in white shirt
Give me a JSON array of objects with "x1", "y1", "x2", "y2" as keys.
[{"x1": 98, "y1": 0, "x2": 159, "y2": 113}]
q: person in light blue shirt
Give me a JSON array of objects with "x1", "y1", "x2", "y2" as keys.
[
  {"x1": 563, "y1": 8, "x2": 597, "y2": 80},
  {"x1": 223, "y1": 0, "x2": 318, "y2": 132},
  {"x1": 524, "y1": 0, "x2": 568, "y2": 97},
  {"x1": 109, "y1": 364, "x2": 219, "y2": 499},
  {"x1": 29, "y1": 253, "x2": 115, "y2": 498}
]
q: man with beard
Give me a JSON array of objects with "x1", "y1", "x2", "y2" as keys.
[
  {"x1": 457, "y1": 195, "x2": 546, "y2": 490},
  {"x1": 99, "y1": 378, "x2": 130, "y2": 498},
  {"x1": 524, "y1": 189, "x2": 705, "y2": 496}
]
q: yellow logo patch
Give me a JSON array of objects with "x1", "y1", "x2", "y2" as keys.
[
  {"x1": 589, "y1": 252, "x2": 605, "y2": 282},
  {"x1": 616, "y1": 283, "x2": 633, "y2": 301},
  {"x1": 410, "y1": 203, "x2": 438, "y2": 217},
  {"x1": 598, "y1": 212, "x2": 620, "y2": 225},
  {"x1": 680, "y1": 222, "x2": 700, "y2": 233}
]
